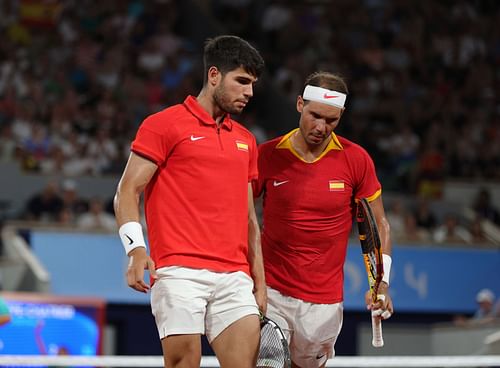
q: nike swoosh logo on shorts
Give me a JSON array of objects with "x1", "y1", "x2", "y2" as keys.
[
  {"x1": 190, "y1": 135, "x2": 206, "y2": 141},
  {"x1": 273, "y1": 180, "x2": 289, "y2": 187}
]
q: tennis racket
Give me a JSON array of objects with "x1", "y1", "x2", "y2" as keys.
[
  {"x1": 257, "y1": 315, "x2": 291, "y2": 368},
  {"x1": 356, "y1": 198, "x2": 385, "y2": 348}
]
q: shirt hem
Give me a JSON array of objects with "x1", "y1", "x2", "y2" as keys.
[
  {"x1": 155, "y1": 256, "x2": 251, "y2": 278},
  {"x1": 268, "y1": 282, "x2": 344, "y2": 304}
]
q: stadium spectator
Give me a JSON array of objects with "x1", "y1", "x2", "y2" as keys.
[
  {"x1": 38, "y1": 146, "x2": 66, "y2": 175},
  {"x1": 24, "y1": 181, "x2": 63, "y2": 222},
  {"x1": 472, "y1": 188, "x2": 500, "y2": 226},
  {"x1": 0, "y1": 124, "x2": 16, "y2": 162},
  {"x1": 433, "y1": 214, "x2": 472, "y2": 245},
  {"x1": 21, "y1": 124, "x2": 51, "y2": 168},
  {"x1": 86, "y1": 127, "x2": 119, "y2": 174},
  {"x1": 401, "y1": 213, "x2": 431, "y2": 243},
  {"x1": 413, "y1": 199, "x2": 438, "y2": 232},
  {"x1": 76, "y1": 197, "x2": 115, "y2": 231},
  {"x1": 472, "y1": 289, "x2": 497, "y2": 322},
  {"x1": 468, "y1": 217, "x2": 490, "y2": 246},
  {"x1": 415, "y1": 140, "x2": 446, "y2": 199},
  {"x1": 60, "y1": 179, "x2": 88, "y2": 219},
  {"x1": 386, "y1": 199, "x2": 408, "y2": 242}
]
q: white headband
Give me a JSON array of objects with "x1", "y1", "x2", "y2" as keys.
[{"x1": 303, "y1": 85, "x2": 347, "y2": 108}]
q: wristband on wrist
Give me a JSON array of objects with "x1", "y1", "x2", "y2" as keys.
[
  {"x1": 118, "y1": 221, "x2": 147, "y2": 255},
  {"x1": 382, "y1": 254, "x2": 392, "y2": 286}
]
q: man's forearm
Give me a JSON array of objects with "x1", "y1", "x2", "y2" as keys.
[{"x1": 248, "y1": 215, "x2": 265, "y2": 288}]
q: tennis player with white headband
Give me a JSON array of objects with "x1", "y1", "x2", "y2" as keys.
[
  {"x1": 253, "y1": 71, "x2": 394, "y2": 368},
  {"x1": 302, "y1": 85, "x2": 347, "y2": 108}
]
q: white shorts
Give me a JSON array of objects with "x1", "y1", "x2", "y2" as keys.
[
  {"x1": 266, "y1": 287, "x2": 343, "y2": 368},
  {"x1": 151, "y1": 266, "x2": 259, "y2": 342}
]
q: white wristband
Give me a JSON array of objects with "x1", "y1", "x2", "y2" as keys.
[
  {"x1": 382, "y1": 254, "x2": 392, "y2": 286},
  {"x1": 118, "y1": 222, "x2": 147, "y2": 255}
]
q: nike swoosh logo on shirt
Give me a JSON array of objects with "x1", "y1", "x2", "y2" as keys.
[
  {"x1": 190, "y1": 135, "x2": 206, "y2": 141},
  {"x1": 273, "y1": 180, "x2": 289, "y2": 187},
  {"x1": 316, "y1": 354, "x2": 326, "y2": 360}
]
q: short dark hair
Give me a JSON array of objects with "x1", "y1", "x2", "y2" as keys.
[
  {"x1": 203, "y1": 35, "x2": 264, "y2": 83},
  {"x1": 303, "y1": 71, "x2": 348, "y2": 95}
]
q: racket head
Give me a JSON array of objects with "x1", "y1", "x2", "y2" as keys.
[
  {"x1": 258, "y1": 316, "x2": 291, "y2": 368},
  {"x1": 356, "y1": 198, "x2": 384, "y2": 301}
]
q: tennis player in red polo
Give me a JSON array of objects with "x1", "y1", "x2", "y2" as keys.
[
  {"x1": 253, "y1": 71, "x2": 394, "y2": 368},
  {"x1": 114, "y1": 36, "x2": 266, "y2": 368}
]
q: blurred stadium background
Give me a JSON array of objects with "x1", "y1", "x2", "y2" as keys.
[{"x1": 0, "y1": 0, "x2": 499, "y2": 362}]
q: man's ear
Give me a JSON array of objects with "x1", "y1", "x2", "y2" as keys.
[
  {"x1": 339, "y1": 107, "x2": 345, "y2": 118},
  {"x1": 207, "y1": 66, "x2": 221, "y2": 87},
  {"x1": 297, "y1": 95, "x2": 304, "y2": 113}
]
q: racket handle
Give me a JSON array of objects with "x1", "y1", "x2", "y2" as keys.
[{"x1": 371, "y1": 311, "x2": 384, "y2": 347}]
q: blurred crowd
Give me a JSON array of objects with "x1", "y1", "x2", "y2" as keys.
[
  {"x1": 210, "y1": 0, "x2": 500, "y2": 195},
  {"x1": 22, "y1": 178, "x2": 117, "y2": 231},
  {"x1": 384, "y1": 187, "x2": 500, "y2": 246},
  {"x1": 0, "y1": 0, "x2": 198, "y2": 178},
  {"x1": 0, "y1": 0, "x2": 499, "y2": 238}
]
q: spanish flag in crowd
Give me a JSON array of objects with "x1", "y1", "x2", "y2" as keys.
[{"x1": 19, "y1": 0, "x2": 62, "y2": 28}]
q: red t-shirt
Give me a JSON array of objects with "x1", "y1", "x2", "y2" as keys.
[
  {"x1": 132, "y1": 96, "x2": 258, "y2": 275},
  {"x1": 253, "y1": 129, "x2": 381, "y2": 303}
]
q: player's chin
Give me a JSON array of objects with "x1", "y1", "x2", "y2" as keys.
[
  {"x1": 227, "y1": 105, "x2": 245, "y2": 115},
  {"x1": 237, "y1": 102, "x2": 249, "y2": 110},
  {"x1": 308, "y1": 135, "x2": 325, "y2": 145}
]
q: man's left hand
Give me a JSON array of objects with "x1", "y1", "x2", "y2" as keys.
[{"x1": 365, "y1": 281, "x2": 393, "y2": 319}]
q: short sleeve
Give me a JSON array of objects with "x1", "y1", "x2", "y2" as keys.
[
  {"x1": 353, "y1": 147, "x2": 382, "y2": 201},
  {"x1": 252, "y1": 143, "x2": 268, "y2": 198},
  {"x1": 248, "y1": 134, "x2": 258, "y2": 182},
  {"x1": 131, "y1": 114, "x2": 172, "y2": 166}
]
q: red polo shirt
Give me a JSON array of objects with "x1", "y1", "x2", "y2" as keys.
[
  {"x1": 132, "y1": 96, "x2": 258, "y2": 275},
  {"x1": 254, "y1": 129, "x2": 381, "y2": 303}
]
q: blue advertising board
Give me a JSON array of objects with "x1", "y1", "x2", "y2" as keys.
[
  {"x1": 344, "y1": 245, "x2": 500, "y2": 312},
  {"x1": 0, "y1": 292, "x2": 104, "y2": 355},
  {"x1": 30, "y1": 231, "x2": 500, "y2": 313}
]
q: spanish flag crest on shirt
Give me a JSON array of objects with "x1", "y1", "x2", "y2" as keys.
[
  {"x1": 236, "y1": 141, "x2": 249, "y2": 151},
  {"x1": 329, "y1": 180, "x2": 345, "y2": 191}
]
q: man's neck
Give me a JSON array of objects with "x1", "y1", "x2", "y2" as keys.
[
  {"x1": 291, "y1": 131, "x2": 331, "y2": 162},
  {"x1": 197, "y1": 90, "x2": 226, "y2": 125}
]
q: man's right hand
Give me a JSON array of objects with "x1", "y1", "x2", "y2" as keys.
[{"x1": 126, "y1": 247, "x2": 157, "y2": 293}]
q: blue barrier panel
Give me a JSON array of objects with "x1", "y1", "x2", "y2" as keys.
[
  {"x1": 344, "y1": 245, "x2": 500, "y2": 312},
  {"x1": 31, "y1": 231, "x2": 500, "y2": 313},
  {"x1": 31, "y1": 232, "x2": 150, "y2": 305}
]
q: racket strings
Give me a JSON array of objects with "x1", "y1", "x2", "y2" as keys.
[{"x1": 257, "y1": 323, "x2": 287, "y2": 368}]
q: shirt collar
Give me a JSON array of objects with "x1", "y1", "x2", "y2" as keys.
[
  {"x1": 183, "y1": 96, "x2": 233, "y2": 130},
  {"x1": 276, "y1": 128, "x2": 343, "y2": 162}
]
